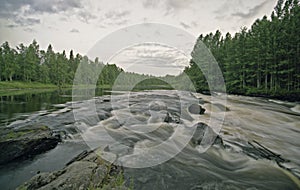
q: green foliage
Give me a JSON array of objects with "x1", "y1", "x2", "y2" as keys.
[
  {"x1": 0, "y1": 81, "x2": 57, "y2": 89},
  {"x1": 184, "y1": 0, "x2": 300, "y2": 100}
]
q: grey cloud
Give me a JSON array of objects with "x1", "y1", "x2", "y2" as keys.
[
  {"x1": 70, "y1": 28, "x2": 79, "y2": 33},
  {"x1": 111, "y1": 43, "x2": 189, "y2": 76},
  {"x1": 24, "y1": 28, "x2": 35, "y2": 33},
  {"x1": 232, "y1": 1, "x2": 268, "y2": 18},
  {"x1": 142, "y1": 0, "x2": 161, "y2": 8},
  {"x1": 6, "y1": 17, "x2": 41, "y2": 28},
  {"x1": 99, "y1": 10, "x2": 130, "y2": 27},
  {"x1": 116, "y1": 43, "x2": 188, "y2": 67},
  {"x1": 15, "y1": 17, "x2": 41, "y2": 26},
  {"x1": 0, "y1": 0, "x2": 27, "y2": 19},
  {"x1": 142, "y1": 0, "x2": 192, "y2": 14},
  {"x1": 165, "y1": 0, "x2": 192, "y2": 10},
  {"x1": 0, "y1": 0, "x2": 82, "y2": 17},
  {"x1": 104, "y1": 10, "x2": 131, "y2": 20},
  {"x1": 180, "y1": 22, "x2": 190, "y2": 29},
  {"x1": 164, "y1": 0, "x2": 193, "y2": 15},
  {"x1": 26, "y1": 0, "x2": 83, "y2": 14},
  {"x1": 0, "y1": 0, "x2": 83, "y2": 28},
  {"x1": 106, "y1": 19, "x2": 129, "y2": 26},
  {"x1": 77, "y1": 11, "x2": 97, "y2": 23},
  {"x1": 146, "y1": 59, "x2": 186, "y2": 68}
]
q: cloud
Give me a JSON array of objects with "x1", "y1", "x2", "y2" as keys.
[
  {"x1": 5, "y1": 17, "x2": 40, "y2": 28},
  {"x1": 26, "y1": 0, "x2": 83, "y2": 14},
  {"x1": 0, "y1": 0, "x2": 84, "y2": 27},
  {"x1": 0, "y1": 0, "x2": 83, "y2": 17},
  {"x1": 98, "y1": 10, "x2": 130, "y2": 27},
  {"x1": 231, "y1": 1, "x2": 268, "y2": 18},
  {"x1": 165, "y1": 0, "x2": 193, "y2": 11},
  {"x1": 104, "y1": 10, "x2": 131, "y2": 20},
  {"x1": 142, "y1": 0, "x2": 193, "y2": 15},
  {"x1": 142, "y1": 0, "x2": 161, "y2": 8},
  {"x1": 77, "y1": 11, "x2": 97, "y2": 23},
  {"x1": 24, "y1": 28, "x2": 35, "y2": 33},
  {"x1": 180, "y1": 22, "x2": 190, "y2": 29},
  {"x1": 112, "y1": 43, "x2": 189, "y2": 76},
  {"x1": 15, "y1": 17, "x2": 41, "y2": 26},
  {"x1": 70, "y1": 28, "x2": 80, "y2": 33}
]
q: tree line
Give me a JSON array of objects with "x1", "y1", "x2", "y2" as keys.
[
  {"x1": 1, "y1": 0, "x2": 299, "y2": 100},
  {"x1": 184, "y1": 0, "x2": 300, "y2": 99},
  {"x1": 0, "y1": 40, "x2": 169, "y2": 89},
  {"x1": 0, "y1": 40, "x2": 80, "y2": 85},
  {"x1": 0, "y1": 40, "x2": 133, "y2": 87}
]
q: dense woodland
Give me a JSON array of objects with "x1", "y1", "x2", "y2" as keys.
[
  {"x1": 184, "y1": 0, "x2": 300, "y2": 99},
  {"x1": 0, "y1": 0, "x2": 299, "y2": 100}
]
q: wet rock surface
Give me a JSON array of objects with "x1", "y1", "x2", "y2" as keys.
[
  {"x1": 188, "y1": 104, "x2": 205, "y2": 115},
  {"x1": 17, "y1": 149, "x2": 130, "y2": 190},
  {"x1": 0, "y1": 125, "x2": 61, "y2": 164}
]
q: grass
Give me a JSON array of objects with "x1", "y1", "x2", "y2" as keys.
[
  {"x1": 1, "y1": 126, "x2": 48, "y2": 141},
  {"x1": 88, "y1": 172, "x2": 134, "y2": 190},
  {"x1": 0, "y1": 81, "x2": 58, "y2": 90},
  {"x1": 0, "y1": 88, "x2": 58, "y2": 96},
  {"x1": 0, "y1": 81, "x2": 68, "y2": 96},
  {"x1": 2, "y1": 131, "x2": 28, "y2": 140}
]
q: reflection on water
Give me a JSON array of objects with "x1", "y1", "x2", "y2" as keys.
[
  {"x1": 0, "y1": 88, "x2": 109, "y2": 128},
  {"x1": 0, "y1": 142, "x2": 88, "y2": 190}
]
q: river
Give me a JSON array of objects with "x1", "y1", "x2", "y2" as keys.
[{"x1": 0, "y1": 90, "x2": 299, "y2": 190}]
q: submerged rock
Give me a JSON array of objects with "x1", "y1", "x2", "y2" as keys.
[
  {"x1": 0, "y1": 125, "x2": 61, "y2": 164},
  {"x1": 190, "y1": 122, "x2": 223, "y2": 147},
  {"x1": 188, "y1": 104, "x2": 205, "y2": 115},
  {"x1": 17, "y1": 149, "x2": 131, "y2": 190}
]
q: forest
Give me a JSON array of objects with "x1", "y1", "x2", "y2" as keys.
[
  {"x1": 0, "y1": 0, "x2": 299, "y2": 100},
  {"x1": 184, "y1": 0, "x2": 300, "y2": 100}
]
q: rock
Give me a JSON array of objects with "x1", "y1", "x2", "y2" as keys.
[
  {"x1": 0, "y1": 125, "x2": 61, "y2": 164},
  {"x1": 188, "y1": 104, "x2": 205, "y2": 115},
  {"x1": 149, "y1": 101, "x2": 167, "y2": 111},
  {"x1": 190, "y1": 123, "x2": 223, "y2": 147},
  {"x1": 164, "y1": 112, "x2": 181, "y2": 124},
  {"x1": 17, "y1": 149, "x2": 130, "y2": 190},
  {"x1": 201, "y1": 91, "x2": 211, "y2": 95},
  {"x1": 103, "y1": 98, "x2": 111, "y2": 102}
]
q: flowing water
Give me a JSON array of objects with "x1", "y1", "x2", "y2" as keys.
[{"x1": 0, "y1": 90, "x2": 299, "y2": 190}]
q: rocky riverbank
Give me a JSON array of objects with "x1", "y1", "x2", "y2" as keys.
[
  {"x1": 17, "y1": 148, "x2": 131, "y2": 190},
  {"x1": 0, "y1": 125, "x2": 61, "y2": 164}
]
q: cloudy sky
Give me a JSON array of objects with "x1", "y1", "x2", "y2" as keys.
[{"x1": 0, "y1": 0, "x2": 278, "y2": 76}]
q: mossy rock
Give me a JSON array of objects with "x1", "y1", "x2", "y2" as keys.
[
  {"x1": 17, "y1": 149, "x2": 133, "y2": 190},
  {"x1": 0, "y1": 125, "x2": 61, "y2": 164}
]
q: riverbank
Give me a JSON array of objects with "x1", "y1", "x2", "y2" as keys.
[
  {"x1": 1, "y1": 81, "x2": 299, "y2": 102},
  {"x1": 0, "y1": 81, "x2": 58, "y2": 90},
  {"x1": 0, "y1": 82, "x2": 114, "y2": 97},
  {"x1": 230, "y1": 90, "x2": 300, "y2": 102}
]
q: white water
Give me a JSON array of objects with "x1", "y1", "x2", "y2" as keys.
[{"x1": 0, "y1": 90, "x2": 299, "y2": 190}]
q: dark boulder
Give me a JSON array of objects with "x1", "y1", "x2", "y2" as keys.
[
  {"x1": 164, "y1": 112, "x2": 181, "y2": 124},
  {"x1": 188, "y1": 104, "x2": 205, "y2": 115},
  {"x1": 0, "y1": 125, "x2": 61, "y2": 164},
  {"x1": 190, "y1": 122, "x2": 223, "y2": 147}
]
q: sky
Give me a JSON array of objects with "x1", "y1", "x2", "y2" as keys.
[{"x1": 0, "y1": 0, "x2": 278, "y2": 76}]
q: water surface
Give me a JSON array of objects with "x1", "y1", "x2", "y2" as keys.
[{"x1": 0, "y1": 90, "x2": 299, "y2": 190}]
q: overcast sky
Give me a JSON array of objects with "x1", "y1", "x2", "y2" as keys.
[{"x1": 0, "y1": 0, "x2": 278, "y2": 76}]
